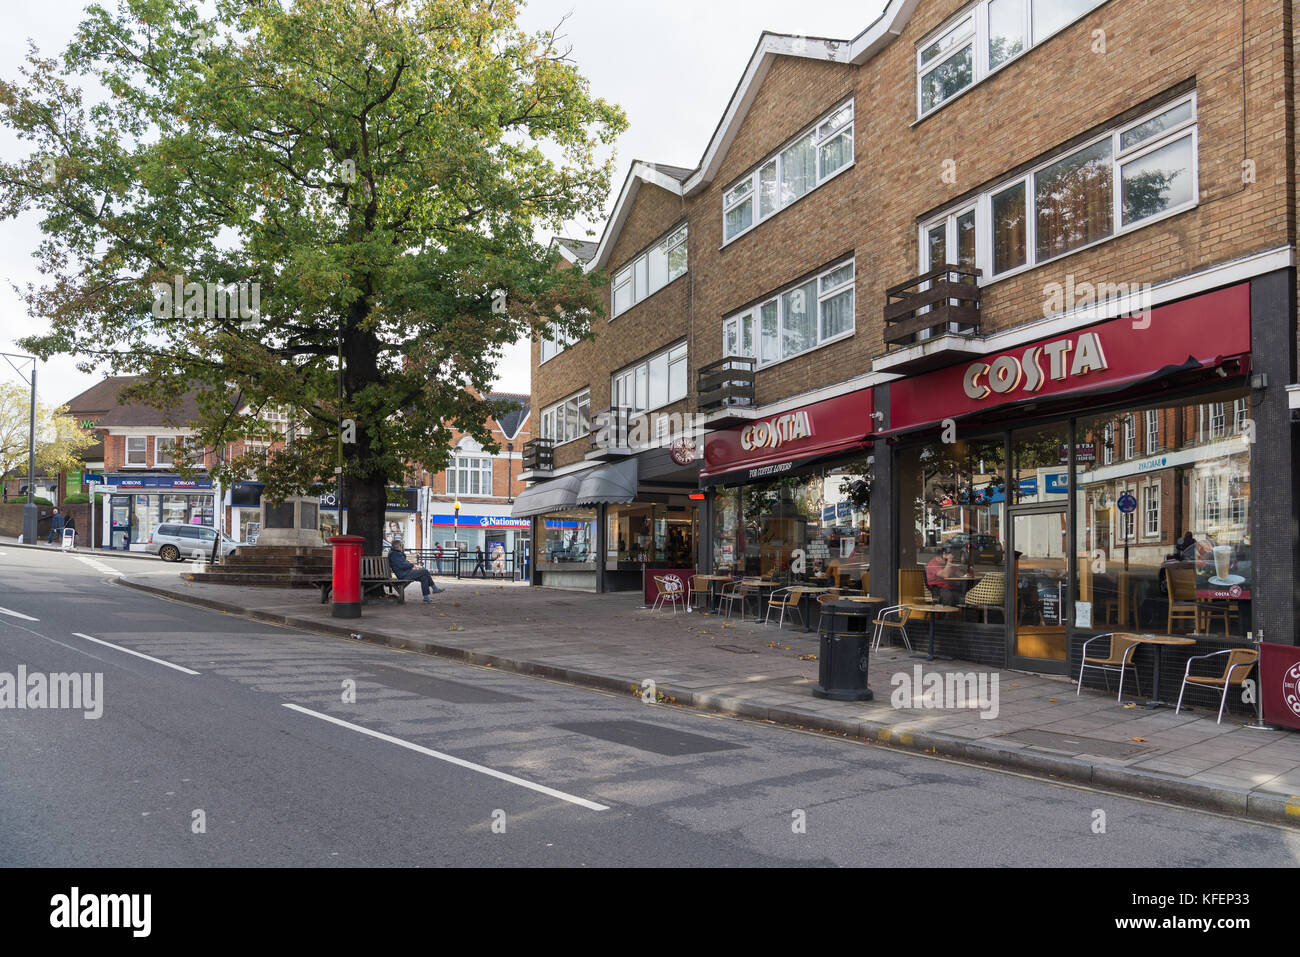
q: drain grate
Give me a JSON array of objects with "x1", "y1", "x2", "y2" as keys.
[{"x1": 993, "y1": 729, "x2": 1154, "y2": 759}]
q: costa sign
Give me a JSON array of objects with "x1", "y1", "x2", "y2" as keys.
[
  {"x1": 740, "y1": 412, "x2": 813, "y2": 451},
  {"x1": 963, "y1": 333, "x2": 1108, "y2": 400}
]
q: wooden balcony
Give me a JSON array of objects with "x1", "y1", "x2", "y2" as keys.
[
  {"x1": 698, "y1": 357, "x2": 756, "y2": 427},
  {"x1": 875, "y1": 265, "x2": 985, "y2": 373},
  {"x1": 521, "y1": 438, "x2": 555, "y2": 473}
]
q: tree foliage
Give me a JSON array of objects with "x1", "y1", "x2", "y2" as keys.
[
  {"x1": 0, "y1": 381, "x2": 97, "y2": 481},
  {"x1": 0, "y1": 0, "x2": 626, "y2": 551}
]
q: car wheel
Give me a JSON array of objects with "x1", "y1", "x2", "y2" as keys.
[{"x1": 159, "y1": 544, "x2": 180, "y2": 562}]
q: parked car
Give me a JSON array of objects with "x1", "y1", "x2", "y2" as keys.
[
  {"x1": 946, "y1": 532, "x2": 1004, "y2": 565},
  {"x1": 147, "y1": 523, "x2": 239, "y2": 562}
]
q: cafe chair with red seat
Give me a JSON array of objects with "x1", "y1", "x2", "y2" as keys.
[
  {"x1": 1175, "y1": 647, "x2": 1260, "y2": 725},
  {"x1": 1076, "y1": 633, "x2": 1143, "y2": 703}
]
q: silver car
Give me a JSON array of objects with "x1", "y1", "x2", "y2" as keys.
[{"x1": 147, "y1": 523, "x2": 239, "y2": 562}]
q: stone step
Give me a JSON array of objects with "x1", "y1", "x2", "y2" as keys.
[{"x1": 184, "y1": 572, "x2": 326, "y2": 589}]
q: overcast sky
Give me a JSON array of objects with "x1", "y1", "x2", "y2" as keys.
[{"x1": 0, "y1": 0, "x2": 885, "y2": 406}]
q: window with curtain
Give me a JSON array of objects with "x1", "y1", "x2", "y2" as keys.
[{"x1": 723, "y1": 260, "x2": 855, "y2": 367}]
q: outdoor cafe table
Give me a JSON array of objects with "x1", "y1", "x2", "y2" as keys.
[
  {"x1": 739, "y1": 579, "x2": 780, "y2": 621},
  {"x1": 906, "y1": 603, "x2": 962, "y2": 662},
  {"x1": 692, "y1": 574, "x2": 734, "y2": 613},
  {"x1": 785, "y1": 586, "x2": 831, "y2": 631},
  {"x1": 1124, "y1": 633, "x2": 1197, "y2": 709}
]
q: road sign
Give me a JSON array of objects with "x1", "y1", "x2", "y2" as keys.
[{"x1": 1117, "y1": 492, "x2": 1138, "y2": 515}]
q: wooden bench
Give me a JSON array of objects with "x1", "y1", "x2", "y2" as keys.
[{"x1": 314, "y1": 556, "x2": 408, "y2": 605}]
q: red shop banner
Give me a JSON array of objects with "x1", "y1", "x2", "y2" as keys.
[
  {"x1": 1259, "y1": 642, "x2": 1300, "y2": 732},
  {"x1": 889, "y1": 283, "x2": 1252, "y2": 431},
  {"x1": 703, "y1": 388, "x2": 874, "y2": 484}
]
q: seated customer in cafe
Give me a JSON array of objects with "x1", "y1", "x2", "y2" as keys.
[{"x1": 926, "y1": 547, "x2": 962, "y2": 605}]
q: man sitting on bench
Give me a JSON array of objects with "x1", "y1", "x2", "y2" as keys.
[{"x1": 388, "y1": 539, "x2": 443, "y2": 603}]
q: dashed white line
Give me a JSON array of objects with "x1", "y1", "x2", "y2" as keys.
[
  {"x1": 282, "y1": 703, "x2": 610, "y2": 812},
  {"x1": 0, "y1": 605, "x2": 38, "y2": 621},
  {"x1": 71, "y1": 633, "x2": 201, "y2": 676}
]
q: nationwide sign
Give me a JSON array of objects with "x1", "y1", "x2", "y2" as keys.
[
  {"x1": 889, "y1": 283, "x2": 1251, "y2": 432},
  {"x1": 430, "y1": 514, "x2": 530, "y2": 529}
]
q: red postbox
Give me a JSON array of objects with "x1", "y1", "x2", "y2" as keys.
[{"x1": 328, "y1": 535, "x2": 366, "y2": 619}]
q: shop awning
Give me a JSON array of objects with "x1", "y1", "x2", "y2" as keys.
[
  {"x1": 576, "y1": 460, "x2": 639, "y2": 506},
  {"x1": 510, "y1": 473, "x2": 585, "y2": 518}
]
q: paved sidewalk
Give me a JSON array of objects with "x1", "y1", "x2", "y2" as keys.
[
  {"x1": 2, "y1": 536, "x2": 161, "y2": 562},
  {"x1": 117, "y1": 572, "x2": 1300, "y2": 825}
]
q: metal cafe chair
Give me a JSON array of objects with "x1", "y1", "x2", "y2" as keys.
[
  {"x1": 871, "y1": 605, "x2": 914, "y2": 654},
  {"x1": 1075, "y1": 633, "x2": 1143, "y2": 703},
  {"x1": 649, "y1": 575, "x2": 687, "y2": 615},
  {"x1": 715, "y1": 579, "x2": 744, "y2": 619},
  {"x1": 1175, "y1": 647, "x2": 1260, "y2": 724},
  {"x1": 764, "y1": 586, "x2": 804, "y2": 629}
]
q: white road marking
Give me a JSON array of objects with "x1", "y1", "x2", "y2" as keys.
[
  {"x1": 73, "y1": 555, "x2": 119, "y2": 576},
  {"x1": 71, "y1": 633, "x2": 201, "y2": 676},
  {"x1": 282, "y1": 703, "x2": 610, "y2": 812},
  {"x1": 0, "y1": 605, "x2": 39, "y2": 621}
]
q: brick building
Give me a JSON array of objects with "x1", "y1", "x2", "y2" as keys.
[{"x1": 515, "y1": 0, "x2": 1299, "y2": 686}]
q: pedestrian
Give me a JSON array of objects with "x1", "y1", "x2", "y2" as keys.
[
  {"x1": 387, "y1": 539, "x2": 444, "y2": 603},
  {"x1": 433, "y1": 542, "x2": 444, "y2": 575},
  {"x1": 473, "y1": 544, "x2": 488, "y2": 578},
  {"x1": 48, "y1": 507, "x2": 65, "y2": 544}
]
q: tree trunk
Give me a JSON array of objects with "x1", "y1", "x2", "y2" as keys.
[{"x1": 347, "y1": 473, "x2": 389, "y2": 556}]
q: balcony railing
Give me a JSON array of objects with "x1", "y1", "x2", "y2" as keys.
[
  {"x1": 698, "y1": 357, "x2": 756, "y2": 415},
  {"x1": 883, "y1": 264, "x2": 983, "y2": 350},
  {"x1": 521, "y1": 438, "x2": 555, "y2": 473}
]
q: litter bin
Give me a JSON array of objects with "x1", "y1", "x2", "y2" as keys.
[{"x1": 814, "y1": 601, "x2": 873, "y2": 702}]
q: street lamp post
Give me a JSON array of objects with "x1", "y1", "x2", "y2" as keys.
[
  {"x1": 2, "y1": 353, "x2": 38, "y2": 544},
  {"x1": 453, "y1": 498, "x2": 461, "y2": 575}
]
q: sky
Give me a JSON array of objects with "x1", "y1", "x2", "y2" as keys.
[{"x1": 0, "y1": 0, "x2": 886, "y2": 407}]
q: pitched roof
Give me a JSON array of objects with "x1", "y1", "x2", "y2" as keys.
[
  {"x1": 96, "y1": 383, "x2": 236, "y2": 430},
  {"x1": 64, "y1": 376, "x2": 140, "y2": 416},
  {"x1": 585, "y1": 161, "x2": 689, "y2": 271},
  {"x1": 553, "y1": 237, "x2": 600, "y2": 264},
  {"x1": 489, "y1": 393, "x2": 531, "y2": 441}
]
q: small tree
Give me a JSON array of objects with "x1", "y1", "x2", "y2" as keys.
[{"x1": 0, "y1": 382, "x2": 96, "y2": 492}]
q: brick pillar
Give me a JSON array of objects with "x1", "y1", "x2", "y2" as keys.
[
  {"x1": 1248, "y1": 269, "x2": 1300, "y2": 644},
  {"x1": 869, "y1": 385, "x2": 897, "y2": 604}
]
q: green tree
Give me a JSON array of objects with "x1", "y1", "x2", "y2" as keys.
[
  {"x1": 0, "y1": 0, "x2": 624, "y2": 552},
  {"x1": 0, "y1": 382, "x2": 97, "y2": 490}
]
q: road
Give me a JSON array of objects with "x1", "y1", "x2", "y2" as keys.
[{"x1": 2, "y1": 545, "x2": 1297, "y2": 867}]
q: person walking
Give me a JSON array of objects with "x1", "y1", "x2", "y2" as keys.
[
  {"x1": 48, "y1": 507, "x2": 65, "y2": 544},
  {"x1": 387, "y1": 539, "x2": 444, "y2": 603},
  {"x1": 433, "y1": 542, "x2": 444, "y2": 575},
  {"x1": 472, "y1": 544, "x2": 488, "y2": 578}
]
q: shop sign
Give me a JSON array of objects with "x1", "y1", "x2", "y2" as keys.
[
  {"x1": 889, "y1": 283, "x2": 1252, "y2": 431},
  {"x1": 670, "y1": 437, "x2": 699, "y2": 466},
  {"x1": 1260, "y1": 643, "x2": 1300, "y2": 731},
  {"x1": 107, "y1": 474, "x2": 214, "y2": 490},
  {"x1": 643, "y1": 568, "x2": 694, "y2": 606},
  {"x1": 429, "y1": 514, "x2": 530, "y2": 529},
  {"x1": 740, "y1": 412, "x2": 813, "y2": 451}
]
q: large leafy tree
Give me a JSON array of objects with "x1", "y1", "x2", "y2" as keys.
[{"x1": 0, "y1": 0, "x2": 623, "y2": 552}]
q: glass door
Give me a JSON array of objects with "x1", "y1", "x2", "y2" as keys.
[{"x1": 1011, "y1": 508, "x2": 1070, "y2": 673}]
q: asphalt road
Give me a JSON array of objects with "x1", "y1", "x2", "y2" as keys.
[{"x1": 2, "y1": 545, "x2": 1298, "y2": 867}]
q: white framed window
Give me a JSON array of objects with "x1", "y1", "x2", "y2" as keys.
[
  {"x1": 1232, "y1": 398, "x2": 1249, "y2": 434},
  {"x1": 917, "y1": 0, "x2": 1105, "y2": 118},
  {"x1": 155, "y1": 435, "x2": 178, "y2": 467},
  {"x1": 540, "y1": 322, "x2": 580, "y2": 364},
  {"x1": 917, "y1": 205, "x2": 979, "y2": 338},
  {"x1": 722, "y1": 100, "x2": 854, "y2": 244},
  {"x1": 612, "y1": 341, "x2": 688, "y2": 416},
  {"x1": 1142, "y1": 482, "x2": 1160, "y2": 538},
  {"x1": 1203, "y1": 473, "x2": 1223, "y2": 524},
  {"x1": 1123, "y1": 415, "x2": 1136, "y2": 460},
  {"x1": 447, "y1": 456, "x2": 493, "y2": 497},
  {"x1": 1228, "y1": 474, "x2": 1248, "y2": 526},
  {"x1": 1102, "y1": 422, "x2": 1114, "y2": 466},
  {"x1": 1209, "y1": 402, "x2": 1226, "y2": 438},
  {"x1": 924, "y1": 94, "x2": 1197, "y2": 284},
  {"x1": 540, "y1": 390, "x2": 591, "y2": 445},
  {"x1": 611, "y1": 224, "x2": 688, "y2": 319},
  {"x1": 1119, "y1": 484, "x2": 1136, "y2": 541},
  {"x1": 1145, "y1": 410, "x2": 1159, "y2": 454},
  {"x1": 723, "y1": 260, "x2": 855, "y2": 367},
  {"x1": 125, "y1": 436, "x2": 147, "y2": 467}
]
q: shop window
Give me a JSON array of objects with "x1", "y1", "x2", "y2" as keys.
[
  {"x1": 608, "y1": 500, "x2": 698, "y2": 570},
  {"x1": 126, "y1": 437, "x2": 147, "y2": 467},
  {"x1": 539, "y1": 510, "x2": 596, "y2": 567},
  {"x1": 1074, "y1": 391, "x2": 1251, "y2": 639}
]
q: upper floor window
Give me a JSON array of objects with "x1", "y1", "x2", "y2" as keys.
[
  {"x1": 1232, "y1": 398, "x2": 1249, "y2": 434},
  {"x1": 447, "y1": 455, "x2": 493, "y2": 497},
  {"x1": 921, "y1": 94, "x2": 1197, "y2": 283},
  {"x1": 723, "y1": 260, "x2": 855, "y2": 367},
  {"x1": 1123, "y1": 415, "x2": 1136, "y2": 460},
  {"x1": 540, "y1": 390, "x2": 591, "y2": 446},
  {"x1": 612, "y1": 225, "x2": 688, "y2": 319},
  {"x1": 1145, "y1": 410, "x2": 1159, "y2": 454},
  {"x1": 125, "y1": 436, "x2": 147, "y2": 467},
  {"x1": 1102, "y1": 422, "x2": 1114, "y2": 465},
  {"x1": 611, "y1": 341, "x2": 688, "y2": 416},
  {"x1": 722, "y1": 101, "x2": 854, "y2": 244},
  {"x1": 155, "y1": 436, "x2": 179, "y2": 467},
  {"x1": 540, "y1": 322, "x2": 579, "y2": 364},
  {"x1": 917, "y1": 0, "x2": 1105, "y2": 118},
  {"x1": 1209, "y1": 401, "x2": 1227, "y2": 439}
]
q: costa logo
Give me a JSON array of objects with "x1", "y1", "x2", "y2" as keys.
[
  {"x1": 655, "y1": 574, "x2": 685, "y2": 594},
  {"x1": 963, "y1": 332, "x2": 1109, "y2": 400},
  {"x1": 670, "y1": 437, "x2": 698, "y2": 466},
  {"x1": 1283, "y1": 662, "x2": 1300, "y2": 719},
  {"x1": 740, "y1": 411, "x2": 813, "y2": 452}
]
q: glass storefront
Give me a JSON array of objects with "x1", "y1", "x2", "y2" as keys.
[
  {"x1": 607, "y1": 499, "x2": 698, "y2": 571},
  {"x1": 113, "y1": 492, "x2": 217, "y2": 547},
  {"x1": 539, "y1": 509, "x2": 597, "y2": 568},
  {"x1": 711, "y1": 457, "x2": 872, "y2": 587}
]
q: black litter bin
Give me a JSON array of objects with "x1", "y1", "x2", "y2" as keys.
[{"x1": 813, "y1": 601, "x2": 873, "y2": 702}]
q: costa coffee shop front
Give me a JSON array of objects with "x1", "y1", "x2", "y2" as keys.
[{"x1": 873, "y1": 281, "x2": 1267, "y2": 695}]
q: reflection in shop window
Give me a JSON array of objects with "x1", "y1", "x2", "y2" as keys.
[{"x1": 540, "y1": 510, "x2": 596, "y2": 566}]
